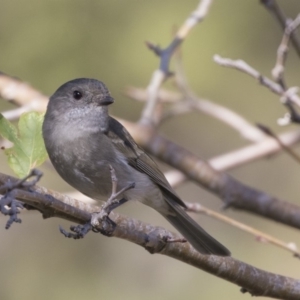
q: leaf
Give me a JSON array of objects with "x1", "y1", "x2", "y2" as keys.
[
  {"x1": 0, "y1": 112, "x2": 48, "y2": 178},
  {"x1": 0, "y1": 114, "x2": 19, "y2": 142}
]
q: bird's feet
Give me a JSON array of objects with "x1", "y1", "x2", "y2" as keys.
[
  {"x1": 59, "y1": 165, "x2": 135, "y2": 239},
  {"x1": 0, "y1": 193, "x2": 24, "y2": 229}
]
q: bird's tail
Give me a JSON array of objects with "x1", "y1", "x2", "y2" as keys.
[{"x1": 163, "y1": 198, "x2": 230, "y2": 256}]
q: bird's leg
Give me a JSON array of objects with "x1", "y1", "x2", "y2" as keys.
[
  {"x1": 90, "y1": 165, "x2": 135, "y2": 235},
  {"x1": 90, "y1": 186, "x2": 134, "y2": 230},
  {"x1": 101, "y1": 197, "x2": 128, "y2": 215},
  {"x1": 59, "y1": 166, "x2": 135, "y2": 239},
  {"x1": 60, "y1": 196, "x2": 131, "y2": 239}
]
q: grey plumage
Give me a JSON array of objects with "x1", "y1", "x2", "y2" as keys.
[{"x1": 42, "y1": 78, "x2": 230, "y2": 256}]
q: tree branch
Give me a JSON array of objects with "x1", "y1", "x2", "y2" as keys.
[
  {"x1": 137, "y1": 129, "x2": 300, "y2": 230},
  {"x1": 0, "y1": 72, "x2": 48, "y2": 114},
  {"x1": 272, "y1": 14, "x2": 300, "y2": 86},
  {"x1": 0, "y1": 171, "x2": 300, "y2": 299},
  {"x1": 1, "y1": 72, "x2": 300, "y2": 230},
  {"x1": 140, "y1": 0, "x2": 213, "y2": 126},
  {"x1": 163, "y1": 128, "x2": 300, "y2": 187},
  {"x1": 186, "y1": 202, "x2": 300, "y2": 257},
  {"x1": 126, "y1": 86, "x2": 267, "y2": 142},
  {"x1": 260, "y1": 0, "x2": 300, "y2": 57},
  {"x1": 214, "y1": 55, "x2": 300, "y2": 108},
  {"x1": 214, "y1": 54, "x2": 300, "y2": 124}
]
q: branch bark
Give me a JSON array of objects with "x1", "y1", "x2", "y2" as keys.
[
  {"x1": 261, "y1": 0, "x2": 300, "y2": 57},
  {"x1": 0, "y1": 171, "x2": 300, "y2": 300},
  {"x1": 132, "y1": 127, "x2": 300, "y2": 230}
]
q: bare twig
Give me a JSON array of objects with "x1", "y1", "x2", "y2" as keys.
[
  {"x1": 140, "y1": 0, "x2": 213, "y2": 126},
  {"x1": 140, "y1": 69, "x2": 165, "y2": 126},
  {"x1": 257, "y1": 124, "x2": 300, "y2": 164},
  {"x1": 272, "y1": 14, "x2": 300, "y2": 86},
  {"x1": 260, "y1": 0, "x2": 300, "y2": 57},
  {"x1": 192, "y1": 99, "x2": 267, "y2": 141},
  {"x1": 186, "y1": 202, "x2": 299, "y2": 257},
  {"x1": 174, "y1": 57, "x2": 267, "y2": 142},
  {"x1": 126, "y1": 86, "x2": 267, "y2": 142},
  {"x1": 0, "y1": 73, "x2": 48, "y2": 112},
  {"x1": 124, "y1": 86, "x2": 181, "y2": 103},
  {"x1": 214, "y1": 55, "x2": 300, "y2": 111},
  {"x1": 164, "y1": 129, "x2": 300, "y2": 187}
]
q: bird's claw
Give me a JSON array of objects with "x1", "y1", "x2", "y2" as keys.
[
  {"x1": 59, "y1": 223, "x2": 92, "y2": 239},
  {"x1": 90, "y1": 211, "x2": 116, "y2": 236},
  {"x1": 0, "y1": 193, "x2": 24, "y2": 229}
]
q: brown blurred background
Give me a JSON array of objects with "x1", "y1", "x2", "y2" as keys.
[{"x1": 0, "y1": 1, "x2": 300, "y2": 299}]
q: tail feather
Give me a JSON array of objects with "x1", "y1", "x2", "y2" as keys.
[{"x1": 164, "y1": 199, "x2": 230, "y2": 256}]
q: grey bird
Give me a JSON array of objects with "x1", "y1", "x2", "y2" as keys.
[{"x1": 42, "y1": 78, "x2": 230, "y2": 256}]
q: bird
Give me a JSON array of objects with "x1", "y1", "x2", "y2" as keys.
[{"x1": 42, "y1": 78, "x2": 230, "y2": 256}]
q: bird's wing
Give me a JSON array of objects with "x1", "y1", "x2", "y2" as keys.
[{"x1": 106, "y1": 117, "x2": 186, "y2": 208}]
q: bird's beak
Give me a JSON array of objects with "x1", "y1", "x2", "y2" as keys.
[
  {"x1": 102, "y1": 96, "x2": 114, "y2": 106},
  {"x1": 95, "y1": 95, "x2": 114, "y2": 106}
]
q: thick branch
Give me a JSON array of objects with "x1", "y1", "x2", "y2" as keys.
[
  {"x1": 1, "y1": 71, "x2": 300, "y2": 230},
  {"x1": 162, "y1": 129, "x2": 300, "y2": 187},
  {"x1": 136, "y1": 129, "x2": 300, "y2": 230},
  {"x1": 0, "y1": 171, "x2": 300, "y2": 299}
]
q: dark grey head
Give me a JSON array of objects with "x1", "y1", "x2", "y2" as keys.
[
  {"x1": 48, "y1": 78, "x2": 114, "y2": 111},
  {"x1": 44, "y1": 78, "x2": 114, "y2": 137}
]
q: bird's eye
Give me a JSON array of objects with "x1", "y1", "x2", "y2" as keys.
[{"x1": 73, "y1": 90, "x2": 82, "y2": 100}]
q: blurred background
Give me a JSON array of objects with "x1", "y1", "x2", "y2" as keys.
[{"x1": 0, "y1": 0, "x2": 300, "y2": 299}]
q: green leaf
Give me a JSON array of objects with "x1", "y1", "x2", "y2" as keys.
[
  {"x1": 0, "y1": 113, "x2": 19, "y2": 142},
  {"x1": 0, "y1": 112, "x2": 48, "y2": 178}
]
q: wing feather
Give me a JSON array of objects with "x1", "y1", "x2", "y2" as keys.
[{"x1": 106, "y1": 117, "x2": 186, "y2": 208}]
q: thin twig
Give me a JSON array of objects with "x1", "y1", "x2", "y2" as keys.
[
  {"x1": 139, "y1": 0, "x2": 213, "y2": 126},
  {"x1": 165, "y1": 129, "x2": 300, "y2": 187},
  {"x1": 272, "y1": 14, "x2": 300, "y2": 86},
  {"x1": 186, "y1": 202, "x2": 300, "y2": 257},
  {"x1": 261, "y1": 0, "x2": 300, "y2": 56},
  {"x1": 126, "y1": 86, "x2": 267, "y2": 142},
  {"x1": 214, "y1": 55, "x2": 300, "y2": 109},
  {"x1": 124, "y1": 86, "x2": 181, "y2": 103},
  {"x1": 173, "y1": 56, "x2": 267, "y2": 142},
  {"x1": 260, "y1": 0, "x2": 300, "y2": 57},
  {"x1": 257, "y1": 123, "x2": 300, "y2": 164}
]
